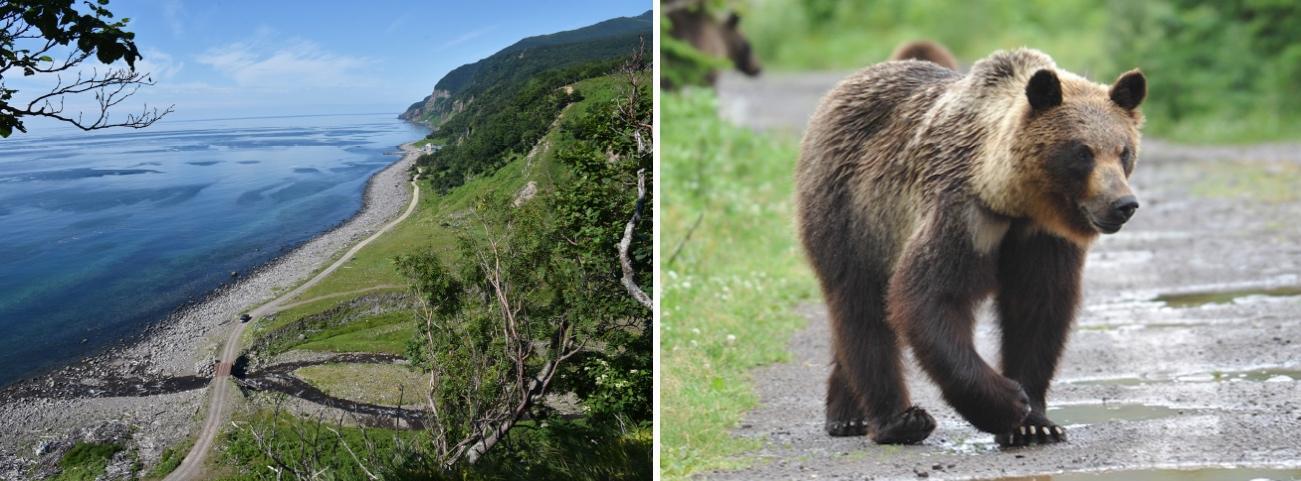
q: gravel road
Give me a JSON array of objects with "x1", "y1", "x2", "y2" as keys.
[{"x1": 700, "y1": 71, "x2": 1301, "y2": 481}]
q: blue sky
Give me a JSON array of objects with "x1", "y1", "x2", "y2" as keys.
[{"x1": 12, "y1": 0, "x2": 650, "y2": 125}]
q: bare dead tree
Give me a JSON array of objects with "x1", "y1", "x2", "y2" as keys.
[
  {"x1": 620, "y1": 169, "x2": 652, "y2": 308},
  {"x1": 1, "y1": 0, "x2": 172, "y2": 137},
  {"x1": 614, "y1": 39, "x2": 653, "y2": 308},
  {"x1": 616, "y1": 36, "x2": 652, "y2": 155}
]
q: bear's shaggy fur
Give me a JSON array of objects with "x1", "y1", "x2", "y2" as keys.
[{"x1": 796, "y1": 48, "x2": 1146, "y2": 446}]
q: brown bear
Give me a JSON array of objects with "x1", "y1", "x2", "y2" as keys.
[
  {"x1": 890, "y1": 40, "x2": 959, "y2": 70},
  {"x1": 665, "y1": 6, "x2": 762, "y2": 86},
  {"x1": 795, "y1": 48, "x2": 1145, "y2": 447}
]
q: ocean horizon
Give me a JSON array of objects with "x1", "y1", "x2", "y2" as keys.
[{"x1": 0, "y1": 113, "x2": 427, "y2": 387}]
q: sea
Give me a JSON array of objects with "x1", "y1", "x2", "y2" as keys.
[{"x1": 0, "y1": 113, "x2": 426, "y2": 387}]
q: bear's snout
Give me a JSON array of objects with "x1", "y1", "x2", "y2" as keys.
[{"x1": 1111, "y1": 195, "x2": 1140, "y2": 222}]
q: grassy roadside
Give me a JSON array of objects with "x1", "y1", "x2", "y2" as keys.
[{"x1": 660, "y1": 89, "x2": 816, "y2": 479}]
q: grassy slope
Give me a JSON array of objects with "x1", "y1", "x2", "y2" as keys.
[
  {"x1": 660, "y1": 89, "x2": 815, "y2": 479},
  {"x1": 292, "y1": 311, "x2": 415, "y2": 355}
]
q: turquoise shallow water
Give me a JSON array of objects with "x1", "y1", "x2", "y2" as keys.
[{"x1": 0, "y1": 114, "x2": 425, "y2": 387}]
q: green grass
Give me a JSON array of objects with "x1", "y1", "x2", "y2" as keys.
[
  {"x1": 52, "y1": 442, "x2": 123, "y2": 481},
  {"x1": 218, "y1": 409, "x2": 423, "y2": 481},
  {"x1": 293, "y1": 311, "x2": 416, "y2": 355},
  {"x1": 660, "y1": 89, "x2": 816, "y2": 479},
  {"x1": 139, "y1": 437, "x2": 192, "y2": 481},
  {"x1": 295, "y1": 362, "x2": 427, "y2": 407}
]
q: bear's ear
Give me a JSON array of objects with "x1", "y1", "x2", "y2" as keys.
[
  {"x1": 1110, "y1": 69, "x2": 1146, "y2": 110},
  {"x1": 725, "y1": 12, "x2": 741, "y2": 28},
  {"x1": 1025, "y1": 69, "x2": 1062, "y2": 112}
]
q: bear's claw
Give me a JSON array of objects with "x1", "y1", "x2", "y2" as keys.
[
  {"x1": 825, "y1": 418, "x2": 869, "y2": 437},
  {"x1": 996, "y1": 411, "x2": 1065, "y2": 447}
]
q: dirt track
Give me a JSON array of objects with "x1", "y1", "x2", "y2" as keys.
[{"x1": 703, "y1": 72, "x2": 1301, "y2": 480}]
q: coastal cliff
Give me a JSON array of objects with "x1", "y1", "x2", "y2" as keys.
[{"x1": 400, "y1": 10, "x2": 651, "y2": 125}]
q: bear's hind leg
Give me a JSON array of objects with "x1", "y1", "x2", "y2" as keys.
[
  {"x1": 825, "y1": 282, "x2": 935, "y2": 444},
  {"x1": 825, "y1": 363, "x2": 868, "y2": 436}
]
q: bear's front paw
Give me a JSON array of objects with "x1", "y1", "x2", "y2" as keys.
[
  {"x1": 962, "y1": 376, "x2": 1031, "y2": 434},
  {"x1": 869, "y1": 406, "x2": 936, "y2": 445},
  {"x1": 996, "y1": 411, "x2": 1065, "y2": 447}
]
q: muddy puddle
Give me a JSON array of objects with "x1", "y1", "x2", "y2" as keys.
[
  {"x1": 1156, "y1": 286, "x2": 1301, "y2": 308},
  {"x1": 987, "y1": 467, "x2": 1301, "y2": 480},
  {"x1": 1046, "y1": 403, "x2": 1183, "y2": 425},
  {"x1": 1067, "y1": 368, "x2": 1299, "y2": 386},
  {"x1": 937, "y1": 403, "x2": 1181, "y2": 454}
]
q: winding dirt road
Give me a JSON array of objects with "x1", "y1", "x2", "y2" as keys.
[{"x1": 163, "y1": 147, "x2": 422, "y2": 481}]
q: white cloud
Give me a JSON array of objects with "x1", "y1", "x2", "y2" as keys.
[
  {"x1": 197, "y1": 37, "x2": 373, "y2": 89},
  {"x1": 439, "y1": 25, "x2": 497, "y2": 51},
  {"x1": 135, "y1": 48, "x2": 183, "y2": 81}
]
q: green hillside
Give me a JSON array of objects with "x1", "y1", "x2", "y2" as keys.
[
  {"x1": 399, "y1": 12, "x2": 650, "y2": 194},
  {"x1": 400, "y1": 10, "x2": 650, "y2": 123}
]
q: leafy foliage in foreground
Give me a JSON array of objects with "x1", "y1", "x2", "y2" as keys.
[{"x1": 1, "y1": 0, "x2": 168, "y2": 137}]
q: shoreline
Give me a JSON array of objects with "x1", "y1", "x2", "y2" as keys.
[{"x1": 0, "y1": 141, "x2": 424, "y2": 477}]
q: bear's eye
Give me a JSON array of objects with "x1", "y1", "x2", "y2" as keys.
[
  {"x1": 1047, "y1": 140, "x2": 1096, "y2": 185},
  {"x1": 1120, "y1": 146, "x2": 1134, "y2": 174},
  {"x1": 1075, "y1": 144, "x2": 1094, "y2": 163}
]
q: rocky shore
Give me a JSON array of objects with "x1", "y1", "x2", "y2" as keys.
[{"x1": 0, "y1": 143, "x2": 422, "y2": 479}]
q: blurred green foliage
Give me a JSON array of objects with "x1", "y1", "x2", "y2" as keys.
[
  {"x1": 1106, "y1": 0, "x2": 1301, "y2": 141},
  {"x1": 676, "y1": 0, "x2": 1301, "y2": 143}
]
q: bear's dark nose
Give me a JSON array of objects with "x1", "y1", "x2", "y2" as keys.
[{"x1": 1112, "y1": 196, "x2": 1139, "y2": 221}]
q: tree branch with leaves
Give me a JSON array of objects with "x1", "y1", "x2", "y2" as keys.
[{"x1": 0, "y1": 0, "x2": 171, "y2": 137}]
